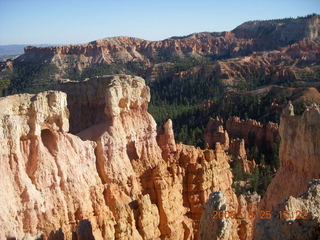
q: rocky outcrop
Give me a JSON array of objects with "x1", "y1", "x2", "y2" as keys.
[
  {"x1": 3, "y1": 15, "x2": 317, "y2": 90},
  {"x1": 260, "y1": 103, "x2": 320, "y2": 210},
  {"x1": 204, "y1": 117, "x2": 260, "y2": 173},
  {"x1": 0, "y1": 91, "x2": 115, "y2": 239},
  {"x1": 199, "y1": 191, "x2": 260, "y2": 240},
  {"x1": 19, "y1": 32, "x2": 251, "y2": 67},
  {"x1": 6, "y1": 74, "x2": 319, "y2": 239},
  {"x1": 19, "y1": 15, "x2": 319, "y2": 67},
  {"x1": 199, "y1": 192, "x2": 234, "y2": 240},
  {"x1": 253, "y1": 102, "x2": 320, "y2": 239},
  {"x1": 156, "y1": 119, "x2": 177, "y2": 162},
  {"x1": 229, "y1": 138, "x2": 247, "y2": 160},
  {"x1": 232, "y1": 14, "x2": 320, "y2": 49},
  {"x1": 0, "y1": 75, "x2": 246, "y2": 240},
  {"x1": 216, "y1": 39, "x2": 320, "y2": 85},
  {"x1": 229, "y1": 138, "x2": 256, "y2": 173},
  {"x1": 172, "y1": 39, "x2": 320, "y2": 88},
  {"x1": 204, "y1": 116, "x2": 278, "y2": 153},
  {"x1": 255, "y1": 179, "x2": 320, "y2": 240},
  {"x1": 236, "y1": 193, "x2": 260, "y2": 240},
  {"x1": 205, "y1": 117, "x2": 229, "y2": 150},
  {"x1": 226, "y1": 117, "x2": 278, "y2": 150}
]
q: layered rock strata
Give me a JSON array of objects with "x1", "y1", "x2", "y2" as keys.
[
  {"x1": 225, "y1": 117, "x2": 278, "y2": 150},
  {"x1": 204, "y1": 117, "x2": 262, "y2": 172},
  {"x1": 0, "y1": 91, "x2": 115, "y2": 240},
  {"x1": 199, "y1": 191, "x2": 260, "y2": 240},
  {"x1": 255, "y1": 179, "x2": 320, "y2": 240},
  {"x1": 2, "y1": 15, "x2": 318, "y2": 93},
  {"x1": 0, "y1": 75, "x2": 244, "y2": 240},
  {"x1": 205, "y1": 116, "x2": 278, "y2": 154},
  {"x1": 18, "y1": 15, "x2": 320, "y2": 68},
  {"x1": 204, "y1": 117, "x2": 229, "y2": 150},
  {"x1": 261, "y1": 103, "x2": 320, "y2": 209}
]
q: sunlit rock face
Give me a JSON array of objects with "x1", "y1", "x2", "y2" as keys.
[
  {"x1": 261, "y1": 103, "x2": 320, "y2": 210},
  {"x1": 0, "y1": 91, "x2": 115, "y2": 239},
  {"x1": 6, "y1": 14, "x2": 319, "y2": 92},
  {"x1": 225, "y1": 117, "x2": 278, "y2": 151},
  {"x1": 19, "y1": 15, "x2": 320, "y2": 67},
  {"x1": 254, "y1": 103, "x2": 320, "y2": 239},
  {"x1": 2, "y1": 75, "x2": 318, "y2": 239},
  {"x1": 0, "y1": 75, "x2": 246, "y2": 240},
  {"x1": 255, "y1": 179, "x2": 320, "y2": 240}
]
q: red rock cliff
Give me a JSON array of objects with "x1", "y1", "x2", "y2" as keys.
[
  {"x1": 261, "y1": 103, "x2": 320, "y2": 210},
  {"x1": 0, "y1": 75, "x2": 250, "y2": 240}
]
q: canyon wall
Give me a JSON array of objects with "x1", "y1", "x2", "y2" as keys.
[
  {"x1": 260, "y1": 103, "x2": 320, "y2": 210},
  {"x1": 0, "y1": 91, "x2": 115, "y2": 239},
  {"x1": 201, "y1": 85, "x2": 320, "y2": 239},
  {"x1": 2, "y1": 75, "x2": 318, "y2": 239},
  {"x1": 254, "y1": 103, "x2": 320, "y2": 239},
  {"x1": 19, "y1": 15, "x2": 320, "y2": 67},
  {"x1": 2, "y1": 15, "x2": 320, "y2": 100},
  {"x1": 225, "y1": 117, "x2": 278, "y2": 150},
  {"x1": 204, "y1": 116, "x2": 275, "y2": 172},
  {"x1": 255, "y1": 179, "x2": 320, "y2": 240},
  {"x1": 232, "y1": 14, "x2": 320, "y2": 49},
  {"x1": 202, "y1": 102, "x2": 320, "y2": 240},
  {"x1": 0, "y1": 75, "x2": 247, "y2": 240},
  {"x1": 205, "y1": 116, "x2": 279, "y2": 152}
]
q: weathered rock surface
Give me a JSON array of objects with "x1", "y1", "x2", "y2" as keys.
[
  {"x1": 236, "y1": 193, "x2": 260, "y2": 240},
  {"x1": 156, "y1": 119, "x2": 177, "y2": 162},
  {"x1": 204, "y1": 117, "x2": 263, "y2": 173},
  {"x1": 232, "y1": 14, "x2": 320, "y2": 47},
  {"x1": 229, "y1": 138, "x2": 256, "y2": 173},
  {"x1": 199, "y1": 192, "x2": 234, "y2": 240},
  {"x1": 255, "y1": 179, "x2": 320, "y2": 240},
  {"x1": 0, "y1": 91, "x2": 115, "y2": 239},
  {"x1": 216, "y1": 39, "x2": 320, "y2": 85},
  {"x1": 0, "y1": 75, "x2": 245, "y2": 240},
  {"x1": 261, "y1": 103, "x2": 320, "y2": 210},
  {"x1": 229, "y1": 138, "x2": 247, "y2": 160},
  {"x1": 226, "y1": 117, "x2": 278, "y2": 151},
  {"x1": 205, "y1": 117, "x2": 229, "y2": 150},
  {"x1": 5, "y1": 74, "x2": 318, "y2": 239},
  {"x1": 251, "y1": 102, "x2": 320, "y2": 239},
  {"x1": 199, "y1": 191, "x2": 260, "y2": 240},
  {"x1": 204, "y1": 116, "x2": 278, "y2": 154},
  {"x1": 3, "y1": 15, "x2": 318, "y2": 93},
  {"x1": 172, "y1": 39, "x2": 320, "y2": 89},
  {"x1": 19, "y1": 15, "x2": 320, "y2": 68}
]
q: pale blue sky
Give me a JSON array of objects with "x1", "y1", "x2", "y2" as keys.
[{"x1": 0, "y1": 0, "x2": 319, "y2": 45}]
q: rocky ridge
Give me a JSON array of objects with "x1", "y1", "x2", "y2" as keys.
[
  {"x1": 2, "y1": 15, "x2": 318, "y2": 92},
  {"x1": 261, "y1": 102, "x2": 320, "y2": 210},
  {"x1": 204, "y1": 116, "x2": 278, "y2": 172},
  {"x1": 225, "y1": 117, "x2": 278, "y2": 150},
  {"x1": 173, "y1": 39, "x2": 320, "y2": 87},
  {"x1": 1, "y1": 75, "x2": 319, "y2": 240},
  {"x1": 255, "y1": 179, "x2": 320, "y2": 240},
  {"x1": 20, "y1": 15, "x2": 320, "y2": 66},
  {"x1": 200, "y1": 102, "x2": 320, "y2": 240},
  {"x1": 0, "y1": 74, "x2": 254, "y2": 240}
]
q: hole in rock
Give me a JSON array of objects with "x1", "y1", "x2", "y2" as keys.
[
  {"x1": 126, "y1": 141, "x2": 139, "y2": 160},
  {"x1": 41, "y1": 129, "x2": 58, "y2": 155}
]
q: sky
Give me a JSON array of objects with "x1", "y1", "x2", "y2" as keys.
[{"x1": 0, "y1": 0, "x2": 319, "y2": 45}]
